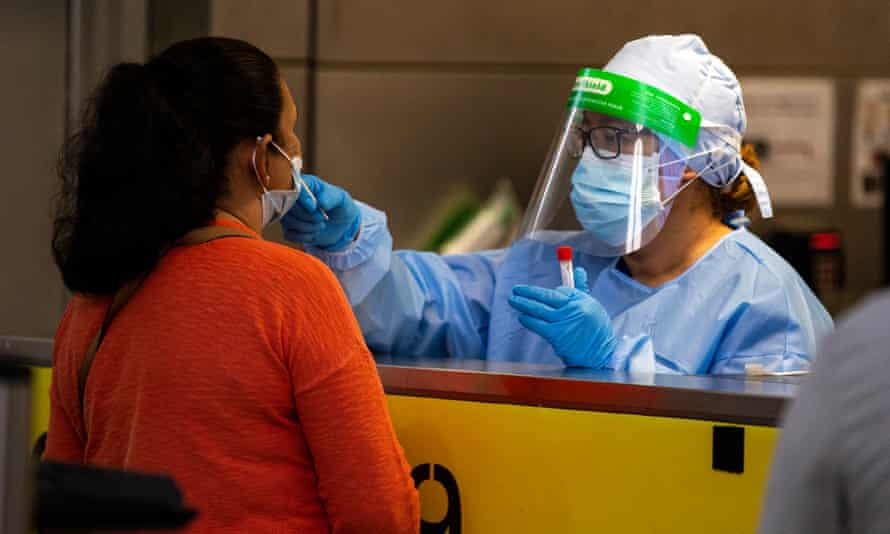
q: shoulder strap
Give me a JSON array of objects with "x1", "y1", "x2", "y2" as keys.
[
  {"x1": 174, "y1": 225, "x2": 257, "y2": 247},
  {"x1": 77, "y1": 225, "x2": 257, "y2": 418}
]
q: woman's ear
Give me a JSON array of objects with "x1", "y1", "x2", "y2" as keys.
[
  {"x1": 250, "y1": 134, "x2": 274, "y2": 189},
  {"x1": 681, "y1": 166, "x2": 698, "y2": 185}
]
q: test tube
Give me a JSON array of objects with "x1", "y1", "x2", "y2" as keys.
[{"x1": 557, "y1": 246, "x2": 574, "y2": 288}]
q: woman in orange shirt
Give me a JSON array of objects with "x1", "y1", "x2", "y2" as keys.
[{"x1": 47, "y1": 37, "x2": 419, "y2": 533}]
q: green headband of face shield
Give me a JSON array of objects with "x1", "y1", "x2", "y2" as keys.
[{"x1": 567, "y1": 68, "x2": 703, "y2": 148}]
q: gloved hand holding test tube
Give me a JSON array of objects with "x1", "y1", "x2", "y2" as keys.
[{"x1": 509, "y1": 244, "x2": 616, "y2": 367}]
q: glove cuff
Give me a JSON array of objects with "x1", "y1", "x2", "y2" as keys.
[
  {"x1": 306, "y1": 201, "x2": 390, "y2": 271},
  {"x1": 315, "y1": 211, "x2": 362, "y2": 253}
]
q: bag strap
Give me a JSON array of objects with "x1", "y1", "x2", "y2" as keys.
[{"x1": 76, "y1": 225, "x2": 257, "y2": 417}]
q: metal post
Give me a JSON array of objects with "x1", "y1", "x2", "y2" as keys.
[
  {"x1": 0, "y1": 365, "x2": 32, "y2": 534},
  {"x1": 882, "y1": 151, "x2": 890, "y2": 286}
]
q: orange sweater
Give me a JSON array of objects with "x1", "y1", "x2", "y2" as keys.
[{"x1": 46, "y1": 218, "x2": 419, "y2": 533}]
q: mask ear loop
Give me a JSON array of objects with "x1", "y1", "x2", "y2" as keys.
[
  {"x1": 694, "y1": 124, "x2": 774, "y2": 219},
  {"x1": 269, "y1": 140, "x2": 304, "y2": 175},
  {"x1": 653, "y1": 125, "x2": 744, "y2": 171},
  {"x1": 659, "y1": 120, "x2": 742, "y2": 172},
  {"x1": 252, "y1": 136, "x2": 271, "y2": 193},
  {"x1": 655, "y1": 139, "x2": 725, "y2": 207},
  {"x1": 659, "y1": 155, "x2": 774, "y2": 219},
  {"x1": 660, "y1": 175, "x2": 700, "y2": 206},
  {"x1": 267, "y1": 139, "x2": 330, "y2": 221},
  {"x1": 650, "y1": 119, "x2": 775, "y2": 217},
  {"x1": 659, "y1": 145, "x2": 739, "y2": 207}
]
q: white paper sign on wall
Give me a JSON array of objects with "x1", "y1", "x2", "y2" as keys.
[
  {"x1": 851, "y1": 79, "x2": 890, "y2": 208},
  {"x1": 740, "y1": 77, "x2": 835, "y2": 207}
]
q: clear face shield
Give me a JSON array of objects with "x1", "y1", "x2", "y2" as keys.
[{"x1": 517, "y1": 68, "x2": 705, "y2": 257}]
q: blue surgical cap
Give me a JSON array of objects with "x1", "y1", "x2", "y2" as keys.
[{"x1": 604, "y1": 34, "x2": 746, "y2": 188}]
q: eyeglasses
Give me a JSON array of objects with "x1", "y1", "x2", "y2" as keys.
[{"x1": 567, "y1": 126, "x2": 657, "y2": 159}]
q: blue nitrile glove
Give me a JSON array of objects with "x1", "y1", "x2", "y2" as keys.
[
  {"x1": 508, "y1": 267, "x2": 617, "y2": 368},
  {"x1": 281, "y1": 174, "x2": 361, "y2": 251}
]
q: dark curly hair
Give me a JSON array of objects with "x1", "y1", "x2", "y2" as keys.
[
  {"x1": 52, "y1": 37, "x2": 282, "y2": 295},
  {"x1": 707, "y1": 143, "x2": 761, "y2": 219}
]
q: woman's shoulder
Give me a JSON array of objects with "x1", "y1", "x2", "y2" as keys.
[
  {"x1": 225, "y1": 237, "x2": 340, "y2": 287},
  {"x1": 166, "y1": 236, "x2": 342, "y2": 300},
  {"x1": 719, "y1": 229, "x2": 804, "y2": 286},
  {"x1": 708, "y1": 231, "x2": 834, "y2": 352},
  {"x1": 719, "y1": 230, "x2": 831, "y2": 320}
]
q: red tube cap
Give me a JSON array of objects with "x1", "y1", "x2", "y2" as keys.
[
  {"x1": 810, "y1": 232, "x2": 841, "y2": 251},
  {"x1": 557, "y1": 246, "x2": 573, "y2": 261}
]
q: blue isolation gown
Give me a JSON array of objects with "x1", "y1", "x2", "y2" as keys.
[{"x1": 307, "y1": 203, "x2": 834, "y2": 374}]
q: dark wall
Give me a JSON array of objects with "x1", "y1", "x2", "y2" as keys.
[
  {"x1": 312, "y1": 1, "x2": 888, "y2": 312},
  {"x1": 0, "y1": 1, "x2": 68, "y2": 337},
  {"x1": 137, "y1": 0, "x2": 890, "y2": 313}
]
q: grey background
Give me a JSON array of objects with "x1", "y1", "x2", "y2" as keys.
[
  {"x1": 0, "y1": 1, "x2": 68, "y2": 339},
  {"x1": 3, "y1": 0, "x2": 889, "y2": 337}
]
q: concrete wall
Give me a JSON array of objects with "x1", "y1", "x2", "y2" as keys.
[
  {"x1": 180, "y1": 0, "x2": 888, "y2": 311},
  {"x1": 3, "y1": 0, "x2": 887, "y2": 336},
  {"x1": 0, "y1": 1, "x2": 148, "y2": 337},
  {"x1": 0, "y1": 1, "x2": 68, "y2": 337},
  {"x1": 310, "y1": 0, "x2": 890, "y2": 312}
]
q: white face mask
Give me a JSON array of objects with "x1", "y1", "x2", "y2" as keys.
[{"x1": 252, "y1": 139, "x2": 302, "y2": 228}]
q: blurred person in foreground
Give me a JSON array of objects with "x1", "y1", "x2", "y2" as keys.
[{"x1": 760, "y1": 291, "x2": 890, "y2": 534}]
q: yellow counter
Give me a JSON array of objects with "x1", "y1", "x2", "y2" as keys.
[
  {"x1": 379, "y1": 357, "x2": 794, "y2": 534},
  {"x1": 4, "y1": 336, "x2": 795, "y2": 533}
]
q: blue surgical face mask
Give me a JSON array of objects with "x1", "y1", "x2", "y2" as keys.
[
  {"x1": 260, "y1": 169, "x2": 301, "y2": 228},
  {"x1": 569, "y1": 149, "x2": 665, "y2": 249}
]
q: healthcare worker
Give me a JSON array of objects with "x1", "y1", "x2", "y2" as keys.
[{"x1": 283, "y1": 34, "x2": 833, "y2": 374}]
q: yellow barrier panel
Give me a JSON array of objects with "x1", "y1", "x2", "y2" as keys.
[
  {"x1": 27, "y1": 370, "x2": 778, "y2": 532},
  {"x1": 388, "y1": 395, "x2": 778, "y2": 534},
  {"x1": 31, "y1": 367, "x2": 52, "y2": 444}
]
